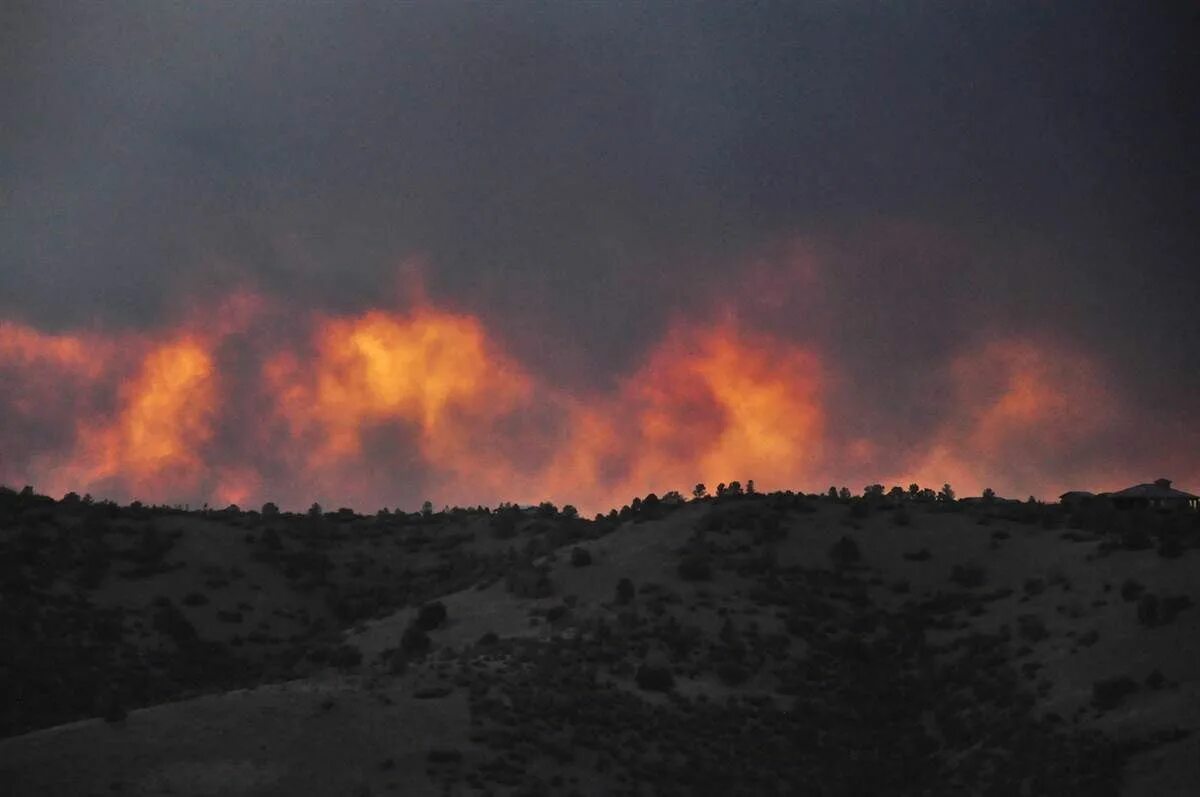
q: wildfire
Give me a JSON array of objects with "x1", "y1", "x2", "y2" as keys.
[{"x1": 0, "y1": 292, "x2": 1133, "y2": 513}]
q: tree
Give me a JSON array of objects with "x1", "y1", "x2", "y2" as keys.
[
  {"x1": 864, "y1": 484, "x2": 885, "y2": 499},
  {"x1": 746, "y1": 479, "x2": 756, "y2": 495},
  {"x1": 561, "y1": 504, "x2": 578, "y2": 519},
  {"x1": 888, "y1": 486, "x2": 905, "y2": 500},
  {"x1": 908, "y1": 483, "x2": 920, "y2": 498},
  {"x1": 261, "y1": 502, "x2": 280, "y2": 517},
  {"x1": 838, "y1": 487, "x2": 851, "y2": 501},
  {"x1": 716, "y1": 483, "x2": 727, "y2": 498},
  {"x1": 421, "y1": 500, "x2": 434, "y2": 517},
  {"x1": 307, "y1": 502, "x2": 322, "y2": 518},
  {"x1": 727, "y1": 481, "x2": 743, "y2": 496},
  {"x1": 828, "y1": 486, "x2": 839, "y2": 499},
  {"x1": 982, "y1": 488, "x2": 996, "y2": 502},
  {"x1": 938, "y1": 483, "x2": 956, "y2": 502},
  {"x1": 693, "y1": 483, "x2": 709, "y2": 501}
]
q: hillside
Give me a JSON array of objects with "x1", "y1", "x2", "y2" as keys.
[{"x1": 0, "y1": 488, "x2": 1197, "y2": 795}]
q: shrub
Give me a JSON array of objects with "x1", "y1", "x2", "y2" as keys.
[
  {"x1": 1161, "y1": 594, "x2": 1194, "y2": 625},
  {"x1": 1121, "y1": 579, "x2": 1145, "y2": 602},
  {"x1": 1018, "y1": 614, "x2": 1049, "y2": 643},
  {"x1": 478, "y1": 631, "x2": 499, "y2": 647},
  {"x1": 949, "y1": 563, "x2": 986, "y2": 589},
  {"x1": 415, "y1": 601, "x2": 447, "y2": 631},
  {"x1": 328, "y1": 644, "x2": 363, "y2": 669},
  {"x1": 1137, "y1": 594, "x2": 1160, "y2": 626},
  {"x1": 570, "y1": 546, "x2": 592, "y2": 567},
  {"x1": 1121, "y1": 528, "x2": 1153, "y2": 551},
  {"x1": 182, "y1": 592, "x2": 209, "y2": 607},
  {"x1": 829, "y1": 536, "x2": 861, "y2": 569},
  {"x1": 427, "y1": 749, "x2": 463, "y2": 764},
  {"x1": 635, "y1": 663, "x2": 674, "y2": 692},
  {"x1": 401, "y1": 625, "x2": 431, "y2": 656},
  {"x1": 1092, "y1": 676, "x2": 1138, "y2": 710},
  {"x1": 677, "y1": 555, "x2": 713, "y2": 581},
  {"x1": 716, "y1": 662, "x2": 750, "y2": 686},
  {"x1": 101, "y1": 698, "x2": 127, "y2": 724},
  {"x1": 1145, "y1": 669, "x2": 1166, "y2": 690},
  {"x1": 1023, "y1": 577, "x2": 1046, "y2": 596},
  {"x1": 1158, "y1": 535, "x2": 1184, "y2": 559},
  {"x1": 903, "y1": 548, "x2": 931, "y2": 562},
  {"x1": 615, "y1": 578, "x2": 635, "y2": 605}
]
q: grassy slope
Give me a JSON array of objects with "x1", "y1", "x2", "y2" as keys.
[{"x1": 1, "y1": 495, "x2": 1197, "y2": 795}]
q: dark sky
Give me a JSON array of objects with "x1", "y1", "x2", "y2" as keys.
[{"x1": 2, "y1": 1, "x2": 1198, "y2": 509}]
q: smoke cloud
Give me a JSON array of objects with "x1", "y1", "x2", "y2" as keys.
[{"x1": 2, "y1": 3, "x2": 1196, "y2": 511}]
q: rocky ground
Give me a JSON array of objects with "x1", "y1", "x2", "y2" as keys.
[{"x1": 0, "y1": 487, "x2": 1196, "y2": 795}]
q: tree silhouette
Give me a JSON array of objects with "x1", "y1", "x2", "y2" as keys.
[
  {"x1": 693, "y1": 483, "x2": 709, "y2": 500},
  {"x1": 938, "y1": 483, "x2": 956, "y2": 502}
]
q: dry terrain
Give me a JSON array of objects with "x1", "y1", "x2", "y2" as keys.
[{"x1": 1, "y1": 488, "x2": 1197, "y2": 795}]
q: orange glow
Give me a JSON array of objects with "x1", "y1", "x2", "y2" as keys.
[
  {"x1": 52, "y1": 336, "x2": 218, "y2": 498},
  {"x1": 0, "y1": 294, "x2": 1156, "y2": 512},
  {"x1": 265, "y1": 307, "x2": 537, "y2": 500},
  {"x1": 887, "y1": 338, "x2": 1119, "y2": 498},
  {"x1": 540, "y1": 322, "x2": 826, "y2": 509}
]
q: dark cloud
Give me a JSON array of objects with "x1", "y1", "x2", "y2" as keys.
[{"x1": 2, "y1": 1, "x2": 1197, "y2": 502}]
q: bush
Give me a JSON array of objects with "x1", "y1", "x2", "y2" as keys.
[
  {"x1": 1137, "y1": 594, "x2": 1160, "y2": 626},
  {"x1": 401, "y1": 625, "x2": 431, "y2": 656},
  {"x1": 677, "y1": 555, "x2": 713, "y2": 581},
  {"x1": 427, "y1": 749, "x2": 463, "y2": 764},
  {"x1": 1121, "y1": 528, "x2": 1153, "y2": 551},
  {"x1": 716, "y1": 662, "x2": 750, "y2": 686},
  {"x1": 328, "y1": 644, "x2": 363, "y2": 669},
  {"x1": 829, "y1": 536, "x2": 861, "y2": 569},
  {"x1": 1092, "y1": 676, "x2": 1138, "y2": 710},
  {"x1": 1121, "y1": 579, "x2": 1145, "y2": 602},
  {"x1": 182, "y1": 592, "x2": 209, "y2": 607},
  {"x1": 615, "y1": 578, "x2": 635, "y2": 605},
  {"x1": 415, "y1": 601, "x2": 447, "y2": 631},
  {"x1": 635, "y1": 663, "x2": 675, "y2": 692},
  {"x1": 949, "y1": 563, "x2": 986, "y2": 589},
  {"x1": 1158, "y1": 535, "x2": 1184, "y2": 559},
  {"x1": 903, "y1": 548, "x2": 931, "y2": 562},
  {"x1": 478, "y1": 631, "x2": 499, "y2": 647},
  {"x1": 570, "y1": 546, "x2": 592, "y2": 567},
  {"x1": 1018, "y1": 614, "x2": 1049, "y2": 643}
]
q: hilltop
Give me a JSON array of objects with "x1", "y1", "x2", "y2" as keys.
[{"x1": 0, "y1": 486, "x2": 1197, "y2": 795}]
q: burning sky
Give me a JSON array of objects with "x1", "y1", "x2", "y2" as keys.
[
  {"x1": 1, "y1": 3, "x2": 1196, "y2": 511},
  {"x1": 0, "y1": 267, "x2": 1182, "y2": 513}
]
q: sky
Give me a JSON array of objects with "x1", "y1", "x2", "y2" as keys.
[{"x1": 1, "y1": 1, "x2": 1197, "y2": 513}]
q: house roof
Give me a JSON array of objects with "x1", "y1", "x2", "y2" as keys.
[
  {"x1": 1059, "y1": 491, "x2": 1095, "y2": 499},
  {"x1": 1107, "y1": 483, "x2": 1199, "y2": 500}
]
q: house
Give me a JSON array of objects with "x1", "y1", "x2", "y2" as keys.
[
  {"x1": 1058, "y1": 491, "x2": 1097, "y2": 507},
  {"x1": 1101, "y1": 479, "x2": 1199, "y2": 511}
]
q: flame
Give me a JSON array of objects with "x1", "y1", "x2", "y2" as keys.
[
  {"x1": 887, "y1": 338, "x2": 1119, "y2": 498},
  {"x1": 542, "y1": 322, "x2": 825, "y2": 508},
  {"x1": 0, "y1": 291, "x2": 1166, "y2": 512},
  {"x1": 46, "y1": 335, "x2": 218, "y2": 498}
]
